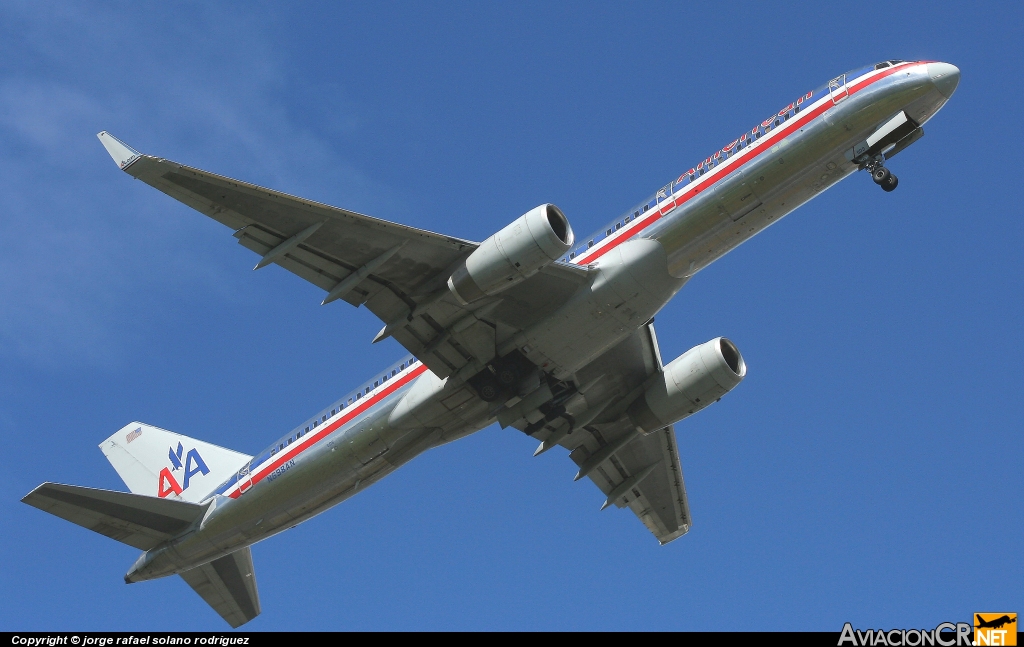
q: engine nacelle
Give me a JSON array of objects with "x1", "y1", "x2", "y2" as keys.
[
  {"x1": 628, "y1": 337, "x2": 746, "y2": 433},
  {"x1": 448, "y1": 204, "x2": 574, "y2": 305}
]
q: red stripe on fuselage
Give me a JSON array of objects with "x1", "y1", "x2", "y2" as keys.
[
  {"x1": 573, "y1": 62, "x2": 918, "y2": 266},
  {"x1": 227, "y1": 362, "x2": 429, "y2": 498}
]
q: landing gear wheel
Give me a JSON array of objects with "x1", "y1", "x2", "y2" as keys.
[
  {"x1": 881, "y1": 174, "x2": 898, "y2": 192},
  {"x1": 477, "y1": 379, "x2": 500, "y2": 402},
  {"x1": 872, "y1": 167, "x2": 891, "y2": 185},
  {"x1": 496, "y1": 365, "x2": 519, "y2": 387}
]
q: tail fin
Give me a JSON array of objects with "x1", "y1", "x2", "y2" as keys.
[{"x1": 100, "y1": 422, "x2": 251, "y2": 503}]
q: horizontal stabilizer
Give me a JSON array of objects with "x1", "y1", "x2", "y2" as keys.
[
  {"x1": 22, "y1": 482, "x2": 206, "y2": 551},
  {"x1": 180, "y1": 548, "x2": 261, "y2": 628}
]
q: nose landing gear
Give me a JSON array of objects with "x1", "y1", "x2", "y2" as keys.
[{"x1": 868, "y1": 161, "x2": 898, "y2": 192}]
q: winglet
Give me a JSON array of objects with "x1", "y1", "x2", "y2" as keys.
[{"x1": 97, "y1": 131, "x2": 142, "y2": 170}]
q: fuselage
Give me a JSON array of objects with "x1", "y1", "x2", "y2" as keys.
[{"x1": 127, "y1": 60, "x2": 958, "y2": 582}]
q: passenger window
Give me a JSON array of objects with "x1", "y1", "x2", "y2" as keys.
[
  {"x1": 587, "y1": 240, "x2": 594, "y2": 248},
  {"x1": 634, "y1": 210, "x2": 640, "y2": 218},
  {"x1": 615, "y1": 223, "x2": 621, "y2": 230},
  {"x1": 356, "y1": 393, "x2": 361, "y2": 400},
  {"x1": 271, "y1": 448, "x2": 277, "y2": 455},
  {"x1": 305, "y1": 426, "x2": 310, "y2": 432},
  {"x1": 321, "y1": 415, "x2": 327, "y2": 422},
  {"x1": 313, "y1": 420, "x2": 318, "y2": 427},
  {"x1": 643, "y1": 205, "x2": 649, "y2": 212},
  {"x1": 391, "y1": 370, "x2": 397, "y2": 377}
]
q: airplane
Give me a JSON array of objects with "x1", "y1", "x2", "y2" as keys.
[
  {"x1": 23, "y1": 59, "x2": 960, "y2": 627},
  {"x1": 976, "y1": 614, "x2": 1015, "y2": 630}
]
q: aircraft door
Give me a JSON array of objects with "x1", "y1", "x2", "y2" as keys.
[
  {"x1": 237, "y1": 461, "x2": 254, "y2": 494},
  {"x1": 656, "y1": 183, "x2": 674, "y2": 214},
  {"x1": 829, "y1": 74, "x2": 848, "y2": 104}
]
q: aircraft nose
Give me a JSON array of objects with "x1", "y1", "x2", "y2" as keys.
[{"x1": 927, "y1": 62, "x2": 960, "y2": 99}]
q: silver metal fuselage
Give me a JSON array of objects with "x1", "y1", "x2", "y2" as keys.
[{"x1": 127, "y1": 61, "x2": 955, "y2": 583}]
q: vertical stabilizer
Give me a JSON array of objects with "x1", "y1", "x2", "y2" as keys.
[{"x1": 100, "y1": 422, "x2": 251, "y2": 503}]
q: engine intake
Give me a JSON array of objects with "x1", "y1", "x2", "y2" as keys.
[
  {"x1": 448, "y1": 204, "x2": 574, "y2": 305},
  {"x1": 628, "y1": 337, "x2": 746, "y2": 433}
]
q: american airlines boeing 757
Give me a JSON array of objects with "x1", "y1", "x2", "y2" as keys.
[{"x1": 24, "y1": 60, "x2": 959, "y2": 627}]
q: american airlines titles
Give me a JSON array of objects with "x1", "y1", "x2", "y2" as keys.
[{"x1": 676, "y1": 91, "x2": 815, "y2": 185}]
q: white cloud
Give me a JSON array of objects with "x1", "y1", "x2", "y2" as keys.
[{"x1": 0, "y1": 2, "x2": 401, "y2": 370}]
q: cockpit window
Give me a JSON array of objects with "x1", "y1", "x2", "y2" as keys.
[{"x1": 876, "y1": 59, "x2": 907, "y2": 70}]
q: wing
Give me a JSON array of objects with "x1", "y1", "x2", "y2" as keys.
[
  {"x1": 180, "y1": 548, "x2": 261, "y2": 628},
  {"x1": 524, "y1": 323, "x2": 692, "y2": 544},
  {"x1": 98, "y1": 132, "x2": 591, "y2": 379},
  {"x1": 573, "y1": 421, "x2": 691, "y2": 544}
]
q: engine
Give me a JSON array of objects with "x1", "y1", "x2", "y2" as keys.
[
  {"x1": 627, "y1": 337, "x2": 746, "y2": 433},
  {"x1": 448, "y1": 204, "x2": 574, "y2": 305}
]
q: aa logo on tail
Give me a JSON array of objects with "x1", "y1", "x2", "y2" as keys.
[{"x1": 157, "y1": 442, "x2": 210, "y2": 498}]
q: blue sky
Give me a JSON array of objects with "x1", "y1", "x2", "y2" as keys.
[{"x1": 2, "y1": 1, "x2": 1020, "y2": 632}]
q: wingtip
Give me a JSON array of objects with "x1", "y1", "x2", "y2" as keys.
[
  {"x1": 371, "y1": 325, "x2": 390, "y2": 344},
  {"x1": 97, "y1": 131, "x2": 141, "y2": 170}
]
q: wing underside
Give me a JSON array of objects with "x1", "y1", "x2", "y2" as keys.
[
  {"x1": 100, "y1": 132, "x2": 591, "y2": 380},
  {"x1": 520, "y1": 323, "x2": 693, "y2": 544},
  {"x1": 575, "y1": 422, "x2": 691, "y2": 544}
]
